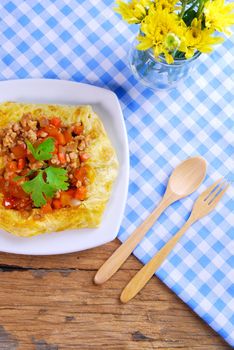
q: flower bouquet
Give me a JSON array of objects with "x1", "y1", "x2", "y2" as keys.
[{"x1": 115, "y1": 0, "x2": 234, "y2": 89}]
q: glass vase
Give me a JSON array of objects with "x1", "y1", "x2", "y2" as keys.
[{"x1": 129, "y1": 42, "x2": 201, "y2": 90}]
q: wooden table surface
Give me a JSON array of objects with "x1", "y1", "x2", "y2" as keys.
[{"x1": 0, "y1": 239, "x2": 231, "y2": 350}]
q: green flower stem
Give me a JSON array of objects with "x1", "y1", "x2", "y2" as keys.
[
  {"x1": 197, "y1": 0, "x2": 205, "y2": 17},
  {"x1": 183, "y1": 0, "x2": 200, "y2": 16},
  {"x1": 180, "y1": 0, "x2": 188, "y2": 18},
  {"x1": 186, "y1": 0, "x2": 197, "y2": 4}
]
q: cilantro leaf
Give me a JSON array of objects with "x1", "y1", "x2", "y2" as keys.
[
  {"x1": 14, "y1": 170, "x2": 36, "y2": 182},
  {"x1": 22, "y1": 171, "x2": 56, "y2": 207},
  {"x1": 26, "y1": 141, "x2": 36, "y2": 158},
  {"x1": 26, "y1": 137, "x2": 55, "y2": 161},
  {"x1": 21, "y1": 167, "x2": 69, "y2": 208},
  {"x1": 45, "y1": 166, "x2": 69, "y2": 191}
]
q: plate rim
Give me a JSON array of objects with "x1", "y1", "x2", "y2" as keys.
[{"x1": 0, "y1": 78, "x2": 129, "y2": 255}]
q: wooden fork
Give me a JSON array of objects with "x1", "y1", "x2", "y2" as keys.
[{"x1": 120, "y1": 179, "x2": 229, "y2": 303}]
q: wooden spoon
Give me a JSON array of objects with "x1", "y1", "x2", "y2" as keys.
[{"x1": 94, "y1": 156, "x2": 207, "y2": 285}]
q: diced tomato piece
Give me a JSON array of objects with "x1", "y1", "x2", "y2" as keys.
[
  {"x1": 60, "y1": 191, "x2": 73, "y2": 206},
  {"x1": 27, "y1": 153, "x2": 36, "y2": 163},
  {"x1": 56, "y1": 133, "x2": 66, "y2": 145},
  {"x1": 20, "y1": 168, "x2": 28, "y2": 176},
  {"x1": 37, "y1": 130, "x2": 47, "y2": 138},
  {"x1": 3, "y1": 197, "x2": 15, "y2": 209},
  {"x1": 79, "y1": 153, "x2": 90, "y2": 162},
  {"x1": 3, "y1": 196, "x2": 31, "y2": 210},
  {"x1": 43, "y1": 125, "x2": 56, "y2": 135},
  {"x1": 50, "y1": 117, "x2": 62, "y2": 128},
  {"x1": 0, "y1": 178, "x2": 32, "y2": 210},
  {"x1": 7, "y1": 161, "x2": 18, "y2": 172},
  {"x1": 74, "y1": 186, "x2": 87, "y2": 200},
  {"x1": 41, "y1": 202, "x2": 53, "y2": 214},
  {"x1": 73, "y1": 124, "x2": 84, "y2": 135},
  {"x1": 52, "y1": 145, "x2": 58, "y2": 155},
  {"x1": 8, "y1": 182, "x2": 29, "y2": 199},
  {"x1": 74, "y1": 166, "x2": 87, "y2": 182},
  {"x1": 17, "y1": 158, "x2": 26, "y2": 170},
  {"x1": 51, "y1": 139, "x2": 59, "y2": 155},
  {"x1": 63, "y1": 129, "x2": 73, "y2": 143},
  {"x1": 44, "y1": 126, "x2": 66, "y2": 145},
  {"x1": 66, "y1": 188, "x2": 76, "y2": 196},
  {"x1": 52, "y1": 198, "x2": 62, "y2": 209},
  {"x1": 12, "y1": 144, "x2": 27, "y2": 159},
  {"x1": 58, "y1": 145, "x2": 66, "y2": 164},
  {"x1": 58, "y1": 152, "x2": 66, "y2": 164}
]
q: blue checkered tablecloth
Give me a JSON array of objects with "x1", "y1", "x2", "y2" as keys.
[{"x1": 0, "y1": 0, "x2": 233, "y2": 346}]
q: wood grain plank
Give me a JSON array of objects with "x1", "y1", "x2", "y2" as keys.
[
  {"x1": 0, "y1": 240, "x2": 231, "y2": 350},
  {"x1": 0, "y1": 240, "x2": 140, "y2": 270}
]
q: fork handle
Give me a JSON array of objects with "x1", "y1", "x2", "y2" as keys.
[
  {"x1": 94, "y1": 197, "x2": 171, "y2": 285},
  {"x1": 120, "y1": 218, "x2": 193, "y2": 303}
]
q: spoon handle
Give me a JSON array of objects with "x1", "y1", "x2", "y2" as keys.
[
  {"x1": 120, "y1": 218, "x2": 193, "y2": 303},
  {"x1": 94, "y1": 197, "x2": 171, "y2": 285}
]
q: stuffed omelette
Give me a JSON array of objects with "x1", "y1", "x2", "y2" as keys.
[{"x1": 0, "y1": 102, "x2": 118, "y2": 237}]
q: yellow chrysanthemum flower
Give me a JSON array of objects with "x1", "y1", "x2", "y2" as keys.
[
  {"x1": 114, "y1": 0, "x2": 151, "y2": 24},
  {"x1": 182, "y1": 18, "x2": 224, "y2": 58},
  {"x1": 137, "y1": 6, "x2": 185, "y2": 63},
  {"x1": 155, "y1": 0, "x2": 178, "y2": 12},
  {"x1": 204, "y1": 0, "x2": 234, "y2": 35}
]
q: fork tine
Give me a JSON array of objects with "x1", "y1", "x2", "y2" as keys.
[
  {"x1": 209, "y1": 183, "x2": 229, "y2": 207},
  {"x1": 206, "y1": 180, "x2": 226, "y2": 202},
  {"x1": 203, "y1": 178, "x2": 223, "y2": 201}
]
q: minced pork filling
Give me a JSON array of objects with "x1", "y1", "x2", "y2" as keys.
[{"x1": 0, "y1": 114, "x2": 93, "y2": 217}]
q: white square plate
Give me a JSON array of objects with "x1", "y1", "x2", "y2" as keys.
[{"x1": 0, "y1": 79, "x2": 129, "y2": 255}]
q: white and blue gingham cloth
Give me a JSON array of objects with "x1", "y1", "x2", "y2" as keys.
[{"x1": 0, "y1": 0, "x2": 233, "y2": 346}]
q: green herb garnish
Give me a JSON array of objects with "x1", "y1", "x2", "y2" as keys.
[
  {"x1": 26, "y1": 137, "x2": 55, "y2": 161},
  {"x1": 22, "y1": 171, "x2": 56, "y2": 207},
  {"x1": 14, "y1": 170, "x2": 36, "y2": 182},
  {"x1": 45, "y1": 167, "x2": 69, "y2": 191},
  {"x1": 21, "y1": 167, "x2": 69, "y2": 207},
  {"x1": 14, "y1": 138, "x2": 69, "y2": 208}
]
